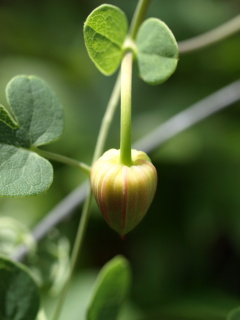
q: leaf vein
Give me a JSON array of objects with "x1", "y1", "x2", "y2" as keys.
[{"x1": 86, "y1": 25, "x2": 123, "y2": 50}]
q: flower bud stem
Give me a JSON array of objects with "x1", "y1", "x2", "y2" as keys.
[
  {"x1": 120, "y1": 51, "x2": 133, "y2": 166},
  {"x1": 52, "y1": 1, "x2": 151, "y2": 319}
]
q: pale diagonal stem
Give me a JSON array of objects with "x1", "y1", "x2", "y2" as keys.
[
  {"x1": 51, "y1": 73, "x2": 122, "y2": 320},
  {"x1": 92, "y1": 73, "x2": 121, "y2": 162},
  {"x1": 179, "y1": 14, "x2": 240, "y2": 54},
  {"x1": 134, "y1": 80, "x2": 240, "y2": 152},
  {"x1": 51, "y1": 185, "x2": 92, "y2": 320},
  {"x1": 12, "y1": 80, "x2": 240, "y2": 263}
]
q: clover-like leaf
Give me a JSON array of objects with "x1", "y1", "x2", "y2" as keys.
[
  {"x1": 84, "y1": 4, "x2": 128, "y2": 75},
  {"x1": 0, "y1": 255, "x2": 40, "y2": 320},
  {"x1": 87, "y1": 256, "x2": 131, "y2": 320},
  {"x1": 6, "y1": 75, "x2": 64, "y2": 147},
  {"x1": 136, "y1": 18, "x2": 179, "y2": 85},
  {"x1": 0, "y1": 75, "x2": 64, "y2": 196},
  {"x1": 0, "y1": 144, "x2": 53, "y2": 196}
]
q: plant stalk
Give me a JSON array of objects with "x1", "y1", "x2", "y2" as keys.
[
  {"x1": 13, "y1": 80, "x2": 240, "y2": 265},
  {"x1": 51, "y1": 0, "x2": 151, "y2": 319},
  {"x1": 129, "y1": 0, "x2": 151, "y2": 40},
  {"x1": 51, "y1": 73, "x2": 122, "y2": 320},
  {"x1": 52, "y1": 187, "x2": 92, "y2": 320},
  {"x1": 92, "y1": 73, "x2": 121, "y2": 162},
  {"x1": 120, "y1": 51, "x2": 133, "y2": 166},
  {"x1": 51, "y1": 74, "x2": 121, "y2": 320},
  {"x1": 178, "y1": 14, "x2": 240, "y2": 54},
  {"x1": 33, "y1": 148, "x2": 91, "y2": 175}
]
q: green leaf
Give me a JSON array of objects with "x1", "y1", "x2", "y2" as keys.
[
  {"x1": 0, "y1": 104, "x2": 19, "y2": 146},
  {"x1": 227, "y1": 307, "x2": 240, "y2": 320},
  {"x1": 0, "y1": 255, "x2": 40, "y2": 320},
  {"x1": 6, "y1": 75, "x2": 64, "y2": 147},
  {"x1": 84, "y1": 4, "x2": 128, "y2": 75},
  {"x1": 0, "y1": 144, "x2": 53, "y2": 196},
  {"x1": 0, "y1": 75, "x2": 64, "y2": 196},
  {"x1": 136, "y1": 18, "x2": 179, "y2": 85},
  {"x1": 87, "y1": 255, "x2": 131, "y2": 320}
]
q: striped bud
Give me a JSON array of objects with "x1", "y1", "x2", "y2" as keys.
[{"x1": 90, "y1": 149, "x2": 157, "y2": 236}]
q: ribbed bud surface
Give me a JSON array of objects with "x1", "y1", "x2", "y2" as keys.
[{"x1": 90, "y1": 149, "x2": 157, "y2": 236}]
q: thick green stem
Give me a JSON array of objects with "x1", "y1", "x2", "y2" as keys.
[
  {"x1": 33, "y1": 148, "x2": 91, "y2": 175},
  {"x1": 120, "y1": 52, "x2": 133, "y2": 166},
  {"x1": 52, "y1": 1, "x2": 151, "y2": 319}
]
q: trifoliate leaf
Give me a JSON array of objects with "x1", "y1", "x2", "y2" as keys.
[{"x1": 0, "y1": 75, "x2": 63, "y2": 196}]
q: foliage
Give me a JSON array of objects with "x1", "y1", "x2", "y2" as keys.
[
  {"x1": 0, "y1": 0, "x2": 239, "y2": 320},
  {"x1": 136, "y1": 17, "x2": 178, "y2": 84},
  {"x1": 0, "y1": 255, "x2": 40, "y2": 320},
  {"x1": 87, "y1": 256, "x2": 131, "y2": 320},
  {"x1": 84, "y1": 4, "x2": 128, "y2": 75},
  {"x1": 0, "y1": 75, "x2": 64, "y2": 196}
]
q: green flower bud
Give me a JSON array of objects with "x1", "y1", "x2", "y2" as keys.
[{"x1": 90, "y1": 149, "x2": 157, "y2": 236}]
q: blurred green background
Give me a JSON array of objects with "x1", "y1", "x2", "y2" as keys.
[{"x1": 0, "y1": 0, "x2": 240, "y2": 319}]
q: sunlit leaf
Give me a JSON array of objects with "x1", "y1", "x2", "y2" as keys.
[
  {"x1": 0, "y1": 255, "x2": 40, "y2": 320},
  {"x1": 87, "y1": 255, "x2": 131, "y2": 320},
  {"x1": 84, "y1": 4, "x2": 128, "y2": 75},
  {"x1": 136, "y1": 18, "x2": 179, "y2": 85}
]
